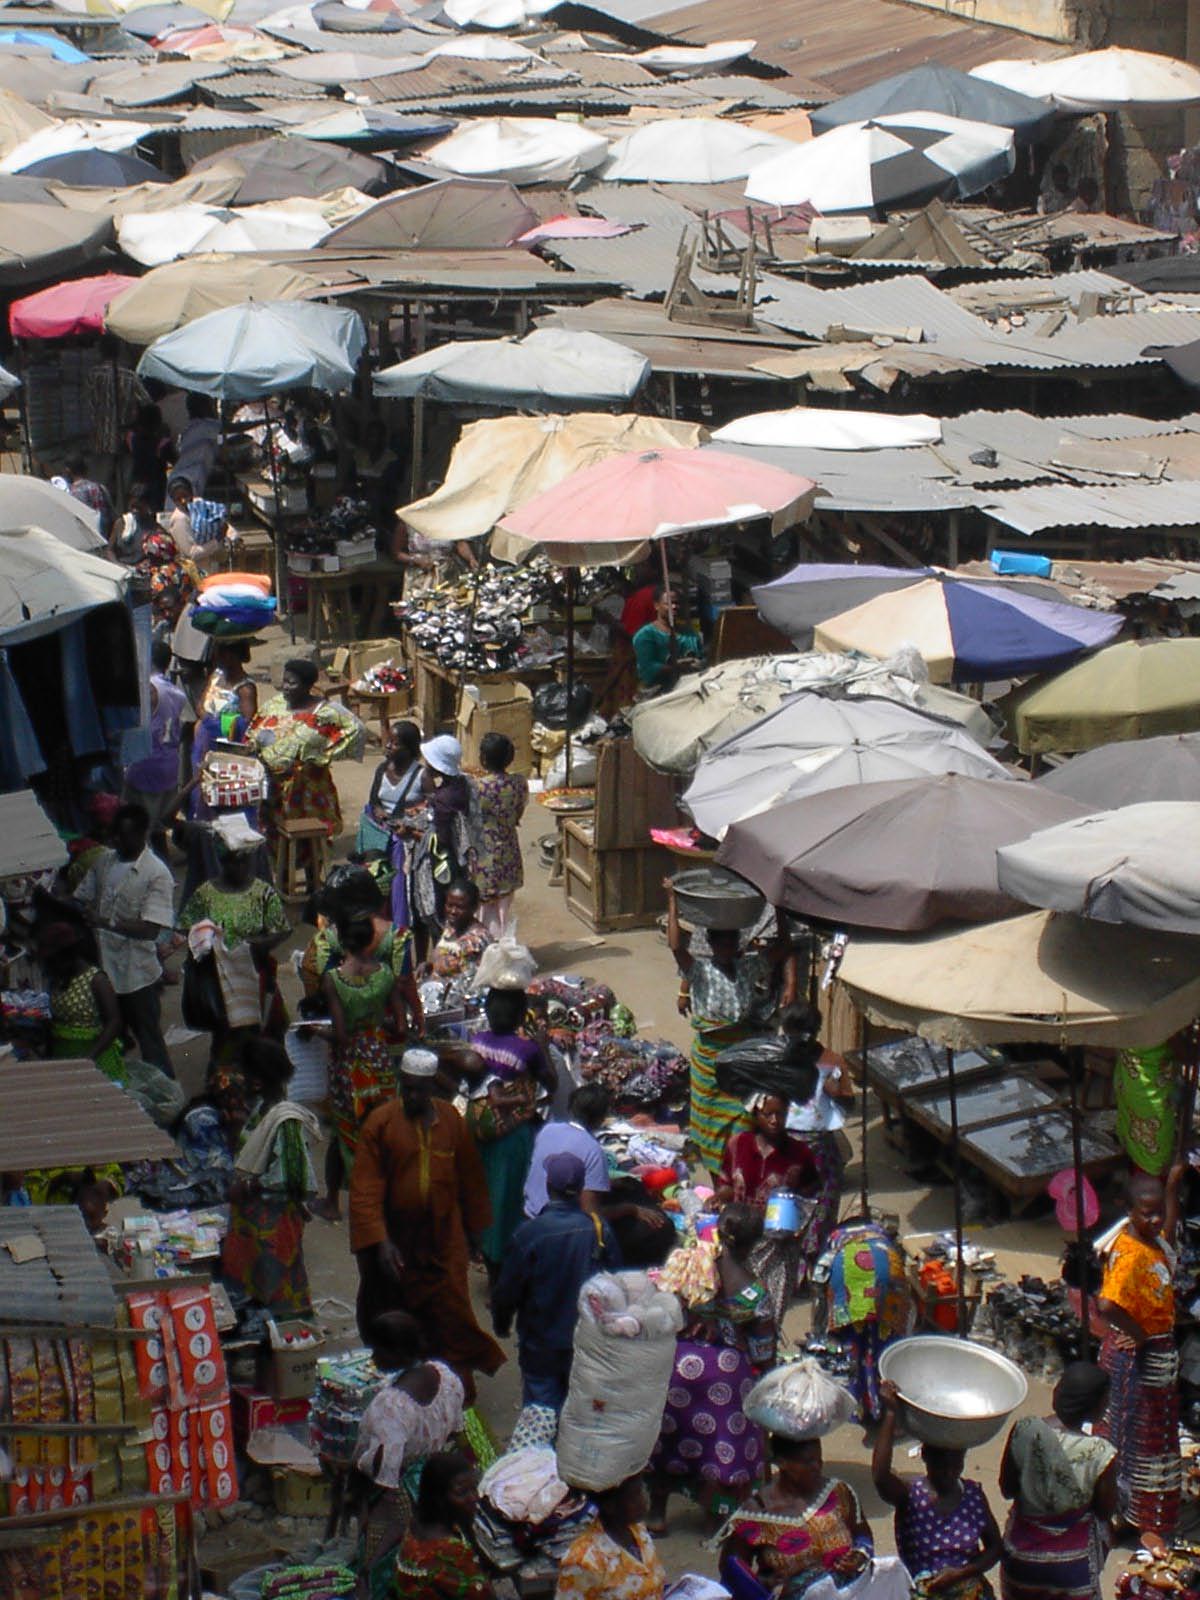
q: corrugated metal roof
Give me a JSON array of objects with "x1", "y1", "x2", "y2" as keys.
[
  {"x1": 649, "y1": 0, "x2": 1065, "y2": 96},
  {"x1": 760, "y1": 273, "x2": 994, "y2": 342},
  {"x1": 0, "y1": 1059, "x2": 177, "y2": 1171},
  {"x1": 0, "y1": 1207, "x2": 116, "y2": 1329},
  {"x1": 981, "y1": 482, "x2": 1200, "y2": 534},
  {"x1": 309, "y1": 247, "x2": 616, "y2": 293},
  {"x1": 203, "y1": 70, "x2": 328, "y2": 101},
  {"x1": 949, "y1": 270, "x2": 1147, "y2": 317},
  {"x1": 537, "y1": 293, "x2": 803, "y2": 344},
  {"x1": 0, "y1": 790, "x2": 66, "y2": 877},
  {"x1": 359, "y1": 57, "x2": 573, "y2": 102}
]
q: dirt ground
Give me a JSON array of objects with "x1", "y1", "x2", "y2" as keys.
[{"x1": 156, "y1": 669, "x2": 1149, "y2": 1596}]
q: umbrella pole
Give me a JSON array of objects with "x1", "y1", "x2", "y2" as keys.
[
  {"x1": 564, "y1": 568, "x2": 576, "y2": 787},
  {"x1": 859, "y1": 1014, "x2": 871, "y2": 1215},
  {"x1": 944, "y1": 1046, "x2": 967, "y2": 1338},
  {"x1": 1068, "y1": 1047, "x2": 1090, "y2": 1360},
  {"x1": 657, "y1": 537, "x2": 676, "y2": 631},
  {"x1": 265, "y1": 410, "x2": 290, "y2": 639},
  {"x1": 456, "y1": 559, "x2": 483, "y2": 718}
]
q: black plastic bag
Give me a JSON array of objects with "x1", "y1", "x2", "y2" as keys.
[
  {"x1": 181, "y1": 952, "x2": 226, "y2": 1033},
  {"x1": 715, "y1": 1035, "x2": 821, "y2": 1103},
  {"x1": 532, "y1": 681, "x2": 593, "y2": 732}
]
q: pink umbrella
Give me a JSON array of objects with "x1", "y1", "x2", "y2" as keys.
[
  {"x1": 9, "y1": 272, "x2": 138, "y2": 340},
  {"x1": 497, "y1": 445, "x2": 816, "y2": 567}
]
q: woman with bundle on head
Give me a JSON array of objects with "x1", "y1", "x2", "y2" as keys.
[
  {"x1": 650, "y1": 1201, "x2": 775, "y2": 1535},
  {"x1": 555, "y1": 1474, "x2": 666, "y2": 1600},
  {"x1": 998, "y1": 1361, "x2": 1117, "y2": 1599}
]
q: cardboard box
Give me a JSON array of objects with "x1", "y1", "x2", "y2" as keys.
[
  {"x1": 457, "y1": 681, "x2": 534, "y2": 775},
  {"x1": 266, "y1": 1321, "x2": 324, "y2": 1401},
  {"x1": 230, "y1": 1384, "x2": 310, "y2": 1448},
  {"x1": 272, "y1": 1465, "x2": 332, "y2": 1517}
]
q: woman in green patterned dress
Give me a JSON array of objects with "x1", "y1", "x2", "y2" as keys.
[{"x1": 40, "y1": 920, "x2": 126, "y2": 1084}]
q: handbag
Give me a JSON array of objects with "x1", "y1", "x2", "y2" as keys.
[{"x1": 181, "y1": 951, "x2": 226, "y2": 1033}]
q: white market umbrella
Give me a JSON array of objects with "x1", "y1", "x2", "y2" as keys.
[
  {"x1": 713, "y1": 408, "x2": 942, "y2": 450},
  {"x1": 0, "y1": 475, "x2": 103, "y2": 551},
  {"x1": 374, "y1": 328, "x2": 648, "y2": 409},
  {"x1": 745, "y1": 112, "x2": 1015, "y2": 213},
  {"x1": 602, "y1": 117, "x2": 793, "y2": 183},
  {"x1": 0, "y1": 363, "x2": 17, "y2": 402},
  {"x1": 997, "y1": 802, "x2": 1200, "y2": 937},
  {"x1": 0, "y1": 524, "x2": 128, "y2": 640},
  {"x1": 975, "y1": 47, "x2": 1200, "y2": 111},
  {"x1": 118, "y1": 203, "x2": 333, "y2": 265},
  {"x1": 422, "y1": 117, "x2": 608, "y2": 186},
  {"x1": 683, "y1": 690, "x2": 1009, "y2": 838},
  {"x1": 272, "y1": 47, "x2": 421, "y2": 80},
  {"x1": 1, "y1": 118, "x2": 154, "y2": 174},
  {"x1": 138, "y1": 298, "x2": 366, "y2": 399},
  {"x1": 443, "y1": 0, "x2": 555, "y2": 25}
]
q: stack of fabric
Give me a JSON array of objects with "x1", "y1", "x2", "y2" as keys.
[
  {"x1": 190, "y1": 572, "x2": 276, "y2": 637},
  {"x1": 473, "y1": 1446, "x2": 594, "y2": 1585}
]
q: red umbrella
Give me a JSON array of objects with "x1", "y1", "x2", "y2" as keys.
[
  {"x1": 10, "y1": 272, "x2": 138, "y2": 340},
  {"x1": 496, "y1": 445, "x2": 816, "y2": 567}
]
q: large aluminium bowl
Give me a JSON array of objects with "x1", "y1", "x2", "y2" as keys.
[
  {"x1": 671, "y1": 866, "x2": 764, "y2": 930},
  {"x1": 879, "y1": 1336, "x2": 1028, "y2": 1450}
]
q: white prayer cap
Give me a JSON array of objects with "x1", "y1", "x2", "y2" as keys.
[{"x1": 399, "y1": 1048, "x2": 439, "y2": 1078}]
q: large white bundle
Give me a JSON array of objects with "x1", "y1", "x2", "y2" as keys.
[
  {"x1": 555, "y1": 1271, "x2": 683, "y2": 1492},
  {"x1": 744, "y1": 1359, "x2": 856, "y2": 1439}
]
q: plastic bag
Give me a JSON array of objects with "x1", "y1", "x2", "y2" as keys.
[
  {"x1": 123, "y1": 1056, "x2": 186, "y2": 1129},
  {"x1": 470, "y1": 935, "x2": 537, "y2": 994},
  {"x1": 181, "y1": 952, "x2": 225, "y2": 1033},
  {"x1": 532, "y1": 681, "x2": 593, "y2": 732},
  {"x1": 743, "y1": 1358, "x2": 856, "y2": 1439},
  {"x1": 545, "y1": 746, "x2": 597, "y2": 791},
  {"x1": 715, "y1": 1035, "x2": 820, "y2": 1104}
]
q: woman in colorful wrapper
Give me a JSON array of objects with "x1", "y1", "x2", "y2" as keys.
[
  {"x1": 1114, "y1": 1041, "x2": 1180, "y2": 1177},
  {"x1": 874, "y1": 1379, "x2": 1001, "y2": 1600},
  {"x1": 39, "y1": 920, "x2": 125, "y2": 1085},
  {"x1": 248, "y1": 657, "x2": 364, "y2": 848},
  {"x1": 473, "y1": 732, "x2": 528, "y2": 940},
  {"x1": 717, "y1": 1088, "x2": 820, "y2": 1328},
  {"x1": 221, "y1": 1036, "x2": 319, "y2": 1318},
  {"x1": 392, "y1": 1450, "x2": 493, "y2": 1600},
  {"x1": 667, "y1": 883, "x2": 796, "y2": 1173},
  {"x1": 650, "y1": 1202, "x2": 775, "y2": 1534},
  {"x1": 718, "y1": 1432, "x2": 910, "y2": 1600},
  {"x1": 556, "y1": 1475, "x2": 667, "y2": 1600},
  {"x1": 1096, "y1": 1165, "x2": 1185, "y2": 1550},
  {"x1": 817, "y1": 1218, "x2": 913, "y2": 1425},
  {"x1": 410, "y1": 735, "x2": 477, "y2": 950},
  {"x1": 998, "y1": 1362, "x2": 1116, "y2": 1600},
  {"x1": 319, "y1": 914, "x2": 411, "y2": 1220},
  {"x1": 353, "y1": 1311, "x2": 466, "y2": 1600},
  {"x1": 425, "y1": 880, "x2": 491, "y2": 987}
]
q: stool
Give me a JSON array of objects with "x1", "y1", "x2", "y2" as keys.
[{"x1": 275, "y1": 816, "x2": 330, "y2": 899}]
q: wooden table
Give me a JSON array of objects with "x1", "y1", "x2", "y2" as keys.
[
  {"x1": 410, "y1": 646, "x2": 611, "y2": 734},
  {"x1": 302, "y1": 560, "x2": 406, "y2": 650}
]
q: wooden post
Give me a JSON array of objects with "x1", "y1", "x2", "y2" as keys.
[
  {"x1": 409, "y1": 302, "x2": 427, "y2": 501},
  {"x1": 1068, "y1": 1046, "x2": 1090, "y2": 1360},
  {"x1": 945, "y1": 1046, "x2": 967, "y2": 1337},
  {"x1": 564, "y1": 566, "x2": 576, "y2": 786},
  {"x1": 860, "y1": 1013, "x2": 871, "y2": 1215}
]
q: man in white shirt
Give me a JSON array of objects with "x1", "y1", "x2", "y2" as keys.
[{"x1": 76, "y1": 802, "x2": 176, "y2": 1077}]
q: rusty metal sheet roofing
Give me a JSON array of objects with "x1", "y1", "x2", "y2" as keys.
[
  {"x1": 650, "y1": 0, "x2": 1065, "y2": 96},
  {"x1": 759, "y1": 273, "x2": 993, "y2": 341},
  {"x1": 203, "y1": 70, "x2": 328, "y2": 101},
  {"x1": 0, "y1": 1206, "x2": 117, "y2": 1329},
  {"x1": 359, "y1": 57, "x2": 574, "y2": 102},
  {"x1": 981, "y1": 482, "x2": 1200, "y2": 535},
  {"x1": 0, "y1": 1058, "x2": 177, "y2": 1172},
  {"x1": 0, "y1": 789, "x2": 66, "y2": 877}
]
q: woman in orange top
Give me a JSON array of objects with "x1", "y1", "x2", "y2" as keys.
[{"x1": 1096, "y1": 1164, "x2": 1184, "y2": 1549}]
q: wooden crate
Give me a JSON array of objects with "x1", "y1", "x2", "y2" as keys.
[
  {"x1": 592, "y1": 737, "x2": 678, "y2": 850},
  {"x1": 562, "y1": 818, "x2": 672, "y2": 933}
]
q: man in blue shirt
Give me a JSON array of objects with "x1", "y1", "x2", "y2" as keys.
[{"x1": 492, "y1": 1152, "x2": 622, "y2": 1411}]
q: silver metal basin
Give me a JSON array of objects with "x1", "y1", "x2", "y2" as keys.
[{"x1": 879, "y1": 1335, "x2": 1028, "y2": 1449}]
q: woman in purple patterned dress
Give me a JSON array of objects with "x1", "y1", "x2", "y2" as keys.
[
  {"x1": 649, "y1": 1202, "x2": 775, "y2": 1534},
  {"x1": 874, "y1": 1379, "x2": 1002, "y2": 1599},
  {"x1": 474, "y1": 732, "x2": 528, "y2": 939}
]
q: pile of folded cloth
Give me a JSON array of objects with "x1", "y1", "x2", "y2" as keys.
[
  {"x1": 473, "y1": 1447, "x2": 594, "y2": 1586},
  {"x1": 190, "y1": 572, "x2": 276, "y2": 637}
]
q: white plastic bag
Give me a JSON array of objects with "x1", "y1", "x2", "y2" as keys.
[
  {"x1": 470, "y1": 934, "x2": 537, "y2": 994},
  {"x1": 556, "y1": 1271, "x2": 683, "y2": 1492},
  {"x1": 743, "y1": 1358, "x2": 856, "y2": 1439}
]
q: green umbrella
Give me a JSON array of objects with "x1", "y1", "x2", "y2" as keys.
[{"x1": 1008, "y1": 637, "x2": 1200, "y2": 755}]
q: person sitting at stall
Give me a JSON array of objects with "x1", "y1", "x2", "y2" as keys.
[
  {"x1": 392, "y1": 1449, "x2": 493, "y2": 1600},
  {"x1": 353, "y1": 1311, "x2": 466, "y2": 1600},
  {"x1": 165, "y1": 472, "x2": 238, "y2": 572},
  {"x1": 719, "y1": 1432, "x2": 911, "y2": 1600},
  {"x1": 998, "y1": 1361, "x2": 1117, "y2": 1600},
  {"x1": 492, "y1": 1151, "x2": 622, "y2": 1412},
  {"x1": 667, "y1": 882, "x2": 796, "y2": 1173},
  {"x1": 1096, "y1": 1164, "x2": 1185, "y2": 1550},
  {"x1": 221, "y1": 1035, "x2": 319, "y2": 1317},
  {"x1": 651, "y1": 1201, "x2": 774, "y2": 1534},
  {"x1": 874, "y1": 1379, "x2": 1001, "y2": 1600},
  {"x1": 716, "y1": 1089, "x2": 820, "y2": 1328},
  {"x1": 356, "y1": 720, "x2": 426, "y2": 928},
  {"x1": 467, "y1": 984, "x2": 557, "y2": 1285},
  {"x1": 524, "y1": 1083, "x2": 612, "y2": 1218},
  {"x1": 424, "y1": 880, "x2": 491, "y2": 985},
  {"x1": 40, "y1": 920, "x2": 125, "y2": 1085},
  {"x1": 248, "y1": 657, "x2": 365, "y2": 856},
  {"x1": 556, "y1": 1475, "x2": 666, "y2": 1600},
  {"x1": 632, "y1": 585, "x2": 704, "y2": 694}
]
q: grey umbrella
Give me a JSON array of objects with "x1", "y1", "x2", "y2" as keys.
[
  {"x1": 682, "y1": 691, "x2": 1009, "y2": 838},
  {"x1": 715, "y1": 772, "x2": 1089, "y2": 932},
  {"x1": 810, "y1": 64, "x2": 1055, "y2": 142},
  {"x1": 0, "y1": 204, "x2": 112, "y2": 287},
  {"x1": 1039, "y1": 731, "x2": 1200, "y2": 807},
  {"x1": 190, "y1": 137, "x2": 390, "y2": 203}
]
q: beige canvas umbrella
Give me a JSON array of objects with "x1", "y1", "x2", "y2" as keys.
[
  {"x1": 104, "y1": 253, "x2": 322, "y2": 344},
  {"x1": 1007, "y1": 638, "x2": 1200, "y2": 755},
  {"x1": 838, "y1": 909, "x2": 1200, "y2": 1050},
  {"x1": 0, "y1": 524, "x2": 128, "y2": 639},
  {"x1": 399, "y1": 412, "x2": 704, "y2": 544}
]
